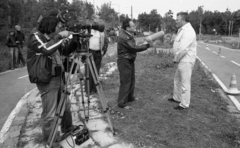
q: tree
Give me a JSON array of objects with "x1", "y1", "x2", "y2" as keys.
[
  {"x1": 138, "y1": 9, "x2": 162, "y2": 32},
  {"x1": 162, "y1": 10, "x2": 176, "y2": 33},
  {"x1": 97, "y1": 2, "x2": 119, "y2": 28}
]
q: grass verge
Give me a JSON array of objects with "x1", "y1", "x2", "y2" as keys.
[{"x1": 100, "y1": 53, "x2": 240, "y2": 148}]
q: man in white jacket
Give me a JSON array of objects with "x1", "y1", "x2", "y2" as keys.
[
  {"x1": 168, "y1": 12, "x2": 197, "y2": 110},
  {"x1": 86, "y1": 14, "x2": 108, "y2": 94}
]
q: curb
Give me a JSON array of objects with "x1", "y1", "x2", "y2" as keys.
[
  {"x1": 0, "y1": 90, "x2": 34, "y2": 148},
  {"x1": 196, "y1": 56, "x2": 240, "y2": 112},
  {"x1": 12, "y1": 62, "x2": 133, "y2": 148},
  {"x1": 1, "y1": 104, "x2": 29, "y2": 148}
]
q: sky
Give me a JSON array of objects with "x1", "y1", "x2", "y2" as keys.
[{"x1": 69, "y1": 0, "x2": 240, "y2": 19}]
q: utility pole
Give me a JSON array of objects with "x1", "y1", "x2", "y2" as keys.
[
  {"x1": 131, "y1": 6, "x2": 133, "y2": 19},
  {"x1": 199, "y1": 18, "x2": 202, "y2": 40},
  {"x1": 231, "y1": 21, "x2": 234, "y2": 36},
  {"x1": 228, "y1": 21, "x2": 232, "y2": 36}
]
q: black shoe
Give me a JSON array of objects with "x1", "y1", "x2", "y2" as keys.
[
  {"x1": 128, "y1": 97, "x2": 139, "y2": 102},
  {"x1": 174, "y1": 106, "x2": 186, "y2": 110},
  {"x1": 168, "y1": 98, "x2": 179, "y2": 103},
  {"x1": 118, "y1": 104, "x2": 128, "y2": 108}
]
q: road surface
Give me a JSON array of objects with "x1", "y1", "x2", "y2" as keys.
[
  {"x1": 0, "y1": 67, "x2": 35, "y2": 129},
  {"x1": 197, "y1": 42, "x2": 240, "y2": 103}
]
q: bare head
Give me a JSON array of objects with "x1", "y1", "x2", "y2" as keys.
[{"x1": 176, "y1": 12, "x2": 189, "y2": 28}]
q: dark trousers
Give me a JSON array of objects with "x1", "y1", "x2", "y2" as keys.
[
  {"x1": 117, "y1": 58, "x2": 135, "y2": 107},
  {"x1": 85, "y1": 50, "x2": 102, "y2": 94},
  {"x1": 8, "y1": 47, "x2": 17, "y2": 69},
  {"x1": 16, "y1": 45, "x2": 25, "y2": 65}
]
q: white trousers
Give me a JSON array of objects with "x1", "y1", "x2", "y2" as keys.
[{"x1": 173, "y1": 62, "x2": 195, "y2": 108}]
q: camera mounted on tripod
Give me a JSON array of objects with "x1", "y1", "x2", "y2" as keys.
[
  {"x1": 57, "y1": 9, "x2": 105, "y2": 34},
  {"x1": 56, "y1": 8, "x2": 105, "y2": 53}
]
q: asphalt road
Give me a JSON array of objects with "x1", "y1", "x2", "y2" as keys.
[
  {"x1": 0, "y1": 67, "x2": 35, "y2": 129},
  {"x1": 197, "y1": 42, "x2": 240, "y2": 102}
]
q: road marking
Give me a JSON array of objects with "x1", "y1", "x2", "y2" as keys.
[
  {"x1": 0, "y1": 88, "x2": 36, "y2": 143},
  {"x1": 213, "y1": 51, "x2": 217, "y2": 54},
  {"x1": 231, "y1": 61, "x2": 240, "y2": 67},
  {"x1": 200, "y1": 42, "x2": 240, "y2": 52},
  {"x1": 0, "y1": 68, "x2": 20, "y2": 75},
  {"x1": 197, "y1": 56, "x2": 240, "y2": 112},
  {"x1": 220, "y1": 56, "x2": 225, "y2": 58},
  {"x1": 18, "y1": 75, "x2": 28, "y2": 79}
]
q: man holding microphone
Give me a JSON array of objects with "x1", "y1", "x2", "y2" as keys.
[{"x1": 117, "y1": 19, "x2": 153, "y2": 109}]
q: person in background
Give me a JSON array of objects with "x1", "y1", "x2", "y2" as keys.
[
  {"x1": 5, "y1": 30, "x2": 17, "y2": 69},
  {"x1": 85, "y1": 14, "x2": 109, "y2": 95},
  {"x1": 15, "y1": 25, "x2": 26, "y2": 67}
]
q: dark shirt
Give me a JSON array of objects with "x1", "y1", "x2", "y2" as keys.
[
  {"x1": 5, "y1": 33, "x2": 17, "y2": 47},
  {"x1": 117, "y1": 30, "x2": 149, "y2": 61},
  {"x1": 15, "y1": 31, "x2": 25, "y2": 45}
]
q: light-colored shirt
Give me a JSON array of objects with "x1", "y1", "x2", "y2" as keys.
[
  {"x1": 173, "y1": 23, "x2": 197, "y2": 63},
  {"x1": 89, "y1": 29, "x2": 105, "y2": 51}
]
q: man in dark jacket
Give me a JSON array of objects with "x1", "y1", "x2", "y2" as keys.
[
  {"x1": 117, "y1": 19, "x2": 152, "y2": 108},
  {"x1": 15, "y1": 25, "x2": 26, "y2": 67},
  {"x1": 27, "y1": 16, "x2": 75, "y2": 148},
  {"x1": 6, "y1": 31, "x2": 17, "y2": 69}
]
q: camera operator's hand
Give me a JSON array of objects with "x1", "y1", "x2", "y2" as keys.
[{"x1": 58, "y1": 30, "x2": 73, "y2": 38}]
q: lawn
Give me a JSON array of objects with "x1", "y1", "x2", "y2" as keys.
[{"x1": 100, "y1": 52, "x2": 240, "y2": 148}]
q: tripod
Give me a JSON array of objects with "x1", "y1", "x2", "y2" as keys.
[{"x1": 47, "y1": 50, "x2": 114, "y2": 147}]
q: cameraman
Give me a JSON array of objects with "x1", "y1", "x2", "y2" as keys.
[{"x1": 27, "y1": 16, "x2": 75, "y2": 147}]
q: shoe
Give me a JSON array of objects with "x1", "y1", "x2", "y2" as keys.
[
  {"x1": 123, "y1": 106, "x2": 131, "y2": 109},
  {"x1": 174, "y1": 106, "x2": 187, "y2": 110},
  {"x1": 168, "y1": 98, "x2": 180, "y2": 103},
  {"x1": 128, "y1": 97, "x2": 139, "y2": 102}
]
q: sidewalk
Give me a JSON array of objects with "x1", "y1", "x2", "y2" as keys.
[{"x1": 1, "y1": 61, "x2": 134, "y2": 148}]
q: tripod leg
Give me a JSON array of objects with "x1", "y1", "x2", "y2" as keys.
[
  {"x1": 84, "y1": 62, "x2": 90, "y2": 121},
  {"x1": 48, "y1": 59, "x2": 77, "y2": 147},
  {"x1": 48, "y1": 89, "x2": 68, "y2": 147},
  {"x1": 76, "y1": 59, "x2": 88, "y2": 122},
  {"x1": 86, "y1": 55, "x2": 114, "y2": 134}
]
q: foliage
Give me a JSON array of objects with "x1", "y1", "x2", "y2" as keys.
[
  {"x1": 189, "y1": 7, "x2": 240, "y2": 35},
  {"x1": 138, "y1": 9, "x2": 162, "y2": 32},
  {"x1": 97, "y1": 2, "x2": 119, "y2": 28}
]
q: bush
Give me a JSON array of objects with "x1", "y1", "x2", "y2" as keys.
[{"x1": 0, "y1": 26, "x2": 9, "y2": 42}]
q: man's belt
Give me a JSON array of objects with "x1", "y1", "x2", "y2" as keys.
[{"x1": 89, "y1": 49, "x2": 101, "y2": 53}]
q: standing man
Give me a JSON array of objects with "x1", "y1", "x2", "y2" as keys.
[
  {"x1": 117, "y1": 19, "x2": 151, "y2": 109},
  {"x1": 168, "y1": 12, "x2": 197, "y2": 110},
  {"x1": 86, "y1": 14, "x2": 109, "y2": 95},
  {"x1": 27, "y1": 16, "x2": 75, "y2": 147},
  {"x1": 15, "y1": 25, "x2": 26, "y2": 67},
  {"x1": 5, "y1": 30, "x2": 17, "y2": 69}
]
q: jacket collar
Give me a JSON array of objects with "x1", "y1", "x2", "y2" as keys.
[
  {"x1": 123, "y1": 30, "x2": 133, "y2": 38},
  {"x1": 180, "y1": 22, "x2": 191, "y2": 31}
]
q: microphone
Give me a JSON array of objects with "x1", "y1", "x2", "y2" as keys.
[{"x1": 145, "y1": 31, "x2": 165, "y2": 42}]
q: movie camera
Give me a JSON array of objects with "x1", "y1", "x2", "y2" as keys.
[{"x1": 57, "y1": 9, "x2": 105, "y2": 34}]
